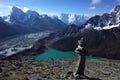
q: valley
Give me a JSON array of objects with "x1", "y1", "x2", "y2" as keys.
[{"x1": 0, "y1": 31, "x2": 51, "y2": 59}]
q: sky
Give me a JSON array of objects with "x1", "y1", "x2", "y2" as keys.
[{"x1": 0, "y1": 0, "x2": 120, "y2": 17}]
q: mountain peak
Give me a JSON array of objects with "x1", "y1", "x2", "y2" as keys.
[
  {"x1": 12, "y1": 6, "x2": 24, "y2": 13},
  {"x1": 114, "y1": 4, "x2": 120, "y2": 11},
  {"x1": 111, "y1": 4, "x2": 120, "y2": 14},
  {"x1": 10, "y1": 6, "x2": 26, "y2": 23},
  {"x1": 58, "y1": 13, "x2": 88, "y2": 25},
  {"x1": 11, "y1": 6, "x2": 25, "y2": 18}
]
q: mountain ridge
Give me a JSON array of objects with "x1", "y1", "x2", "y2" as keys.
[
  {"x1": 84, "y1": 5, "x2": 120, "y2": 29},
  {"x1": 7, "y1": 6, "x2": 67, "y2": 31}
]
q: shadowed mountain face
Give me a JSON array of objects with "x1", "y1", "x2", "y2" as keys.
[
  {"x1": 0, "y1": 18, "x2": 19, "y2": 39},
  {"x1": 0, "y1": 17, "x2": 41, "y2": 39},
  {"x1": 50, "y1": 26, "x2": 120, "y2": 59},
  {"x1": 58, "y1": 24, "x2": 84, "y2": 36}
]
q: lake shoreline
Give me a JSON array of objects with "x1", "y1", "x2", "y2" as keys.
[{"x1": 35, "y1": 48, "x2": 100, "y2": 60}]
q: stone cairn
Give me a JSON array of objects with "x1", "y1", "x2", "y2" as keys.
[{"x1": 74, "y1": 38, "x2": 87, "y2": 79}]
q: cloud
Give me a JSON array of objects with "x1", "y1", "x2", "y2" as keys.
[
  {"x1": 0, "y1": 4, "x2": 12, "y2": 10},
  {"x1": 0, "y1": 12, "x2": 3, "y2": 16},
  {"x1": 23, "y1": 7, "x2": 29, "y2": 13},
  {"x1": 0, "y1": 4, "x2": 8, "y2": 8},
  {"x1": 8, "y1": 6, "x2": 12, "y2": 11},
  {"x1": 0, "y1": 4, "x2": 12, "y2": 16},
  {"x1": 88, "y1": 6, "x2": 96, "y2": 10},
  {"x1": 91, "y1": 0, "x2": 101, "y2": 5}
]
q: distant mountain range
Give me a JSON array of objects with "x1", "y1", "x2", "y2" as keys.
[
  {"x1": 6, "y1": 7, "x2": 89, "y2": 26},
  {"x1": 58, "y1": 13, "x2": 88, "y2": 25},
  {"x1": 6, "y1": 7, "x2": 67, "y2": 30},
  {"x1": 1, "y1": 5, "x2": 120, "y2": 40},
  {"x1": 0, "y1": 7, "x2": 67, "y2": 39}
]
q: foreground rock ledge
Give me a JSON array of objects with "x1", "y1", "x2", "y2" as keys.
[{"x1": 0, "y1": 58, "x2": 120, "y2": 80}]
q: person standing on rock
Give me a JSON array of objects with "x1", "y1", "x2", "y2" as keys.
[{"x1": 75, "y1": 37, "x2": 87, "y2": 78}]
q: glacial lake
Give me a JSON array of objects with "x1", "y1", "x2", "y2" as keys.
[{"x1": 35, "y1": 48, "x2": 99, "y2": 60}]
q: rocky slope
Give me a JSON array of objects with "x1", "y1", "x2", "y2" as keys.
[{"x1": 0, "y1": 58, "x2": 120, "y2": 80}]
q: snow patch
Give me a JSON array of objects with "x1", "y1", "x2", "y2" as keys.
[
  {"x1": 94, "y1": 23, "x2": 120, "y2": 30},
  {"x1": 102, "y1": 24, "x2": 120, "y2": 29},
  {"x1": 4, "y1": 16, "x2": 11, "y2": 23},
  {"x1": 23, "y1": 7, "x2": 29, "y2": 13},
  {"x1": 68, "y1": 13, "x2": 76, "y2": 24},
  {"x1": 58, "y1": 13, "x2": 88, "y2": 25}
]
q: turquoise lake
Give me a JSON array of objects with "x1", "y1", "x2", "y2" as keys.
[{"x1": 35, "y1": 48, "x2": 99, "y2": 60}]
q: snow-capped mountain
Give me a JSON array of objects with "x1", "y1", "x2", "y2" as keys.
[
  {"x1": 5, "y1": 6, "x2": 66, "y2": 31},
  {"x1": 85, "y1": 5, "x2": 120, "y2": 29},
  {"x1": 10, "y1": 7, "x2": 26, "y2": 24},
  {"x1": 59, "y1": 5, "x2": 120, "y2": 37},
  {"x1": 58, "y1": 13, "x2": 88, "y2": 25}
]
